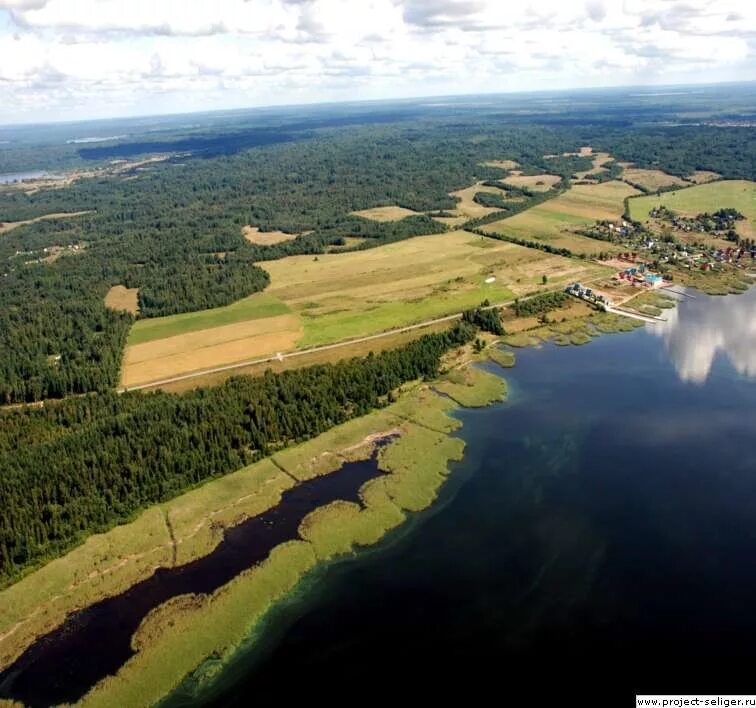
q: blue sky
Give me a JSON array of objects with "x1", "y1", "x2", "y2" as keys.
[{"x1": 0, "y1": 0, "x2": 754, "y2": 124}]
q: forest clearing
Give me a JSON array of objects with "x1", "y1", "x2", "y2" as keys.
[
  {"x1": 104, "y1": 286, "x2": 139, "y2": 315},
  {"x1": 350, "y1": 205, "x2": 422, "y2": 221},
  {"x1": 501, "y1": 172, "x2": 562, "y2": 191},
  {"x1": 620, "y1": 167, "x2": 689, "y2": 191},
  {"x1": 481, "y1": 180, "x2": 639, "y2": 255},
  {"x1": 242, "y1": 226, "x2": 301, "y2": 245},
  {"x1": 119, "y1": 230, "x2": 603, "y2": 387}
]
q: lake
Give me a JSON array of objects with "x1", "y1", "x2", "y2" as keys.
[
  {"x1": 0, "y1": 171, "x2": 46, "y2": 184},
  {"x1": 0, "y1": 171, "x2": 65, "y2": 185},
  {"x1": 164, "y1": 287, "x2": 756, "y2": 707}
]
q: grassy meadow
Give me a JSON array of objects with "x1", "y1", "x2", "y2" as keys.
[
  {"x1": 128, "y1": 292, "x2": 291, "y2": 345},
  {"x1": 262, "y1": 230, "x2": 598, "y2": 347},
  {"x1": 628, "y1": 180, "x2": 756, "y2": 239},
  {"x1": 482, "y1": 180, "x2": 640, "y2": 255},
  {"x1": 121, "y1": 228, "x2": 608, "y2": 388}
]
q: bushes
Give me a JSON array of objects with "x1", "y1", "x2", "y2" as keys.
[
  {"x1": 462, "y1": 306, "x2": 504, "y2": 335},
  {"x1": 512, "y1": 291, "x2": 569, "y2": 317}
]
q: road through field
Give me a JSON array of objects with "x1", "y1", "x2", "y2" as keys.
[
  {"x1": 118, "y1": 311, "x2": 470, "y2": 391},
  {"x1": 120, "y1": 291, "x2": 567, "y2": 392},
  {"x1": 120, "y1": 281, "x2": 619, "y2": 393}
]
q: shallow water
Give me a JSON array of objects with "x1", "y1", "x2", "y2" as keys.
[
  {"x1": 0, "y1": 171, "x2": 47, "y2": 184},
  {"x1": 165, "y1": 288, "x2": 756, "y2": 707},
  {"x1": 0, "y1": 450, "x2": 389, "y2": 707}
]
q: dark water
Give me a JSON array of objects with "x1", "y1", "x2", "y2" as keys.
[
  {"x1": 0, "y1": 451, "x2": 389, "y2": 707},
  {"x1": 164, "y1": 288, "x2": 756, "y2": 708}
]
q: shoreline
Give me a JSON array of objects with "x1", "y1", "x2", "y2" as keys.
[
  {"x1": 1, "y1": 282, "x2": 752, "y2": 706},
  {"x1": 0, "y1": 362, "x2": 506, "y2": 708}
]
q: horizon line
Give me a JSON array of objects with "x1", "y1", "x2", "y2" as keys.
[{"x1": 1, "y1": 78, "x2": 755, "y2": 131}]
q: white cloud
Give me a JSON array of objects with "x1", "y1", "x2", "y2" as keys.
[
  {"x1": 0, "y1": 0, "x2": 754, "y2": 122},
  {"x1": 649, "y1": 290, "x2": 756, "y2": 384}
]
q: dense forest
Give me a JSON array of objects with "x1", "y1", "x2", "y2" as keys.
[
  {"x1": 0, "y1": 324, "x2": 474, "y2": 582},
  {"x1": 0, "y1": 122, "x2": 585, "y2": 403},
  {"x1": 1, "y1": 87, "x2": 755, "y2": 585},
  {"x1": 2, "y1": 101, "x2": 756, "y2": 403}
]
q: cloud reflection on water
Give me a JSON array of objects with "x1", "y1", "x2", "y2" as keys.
[{"x1": 647, "y1": 286, "x2": 756, "y2": 384}]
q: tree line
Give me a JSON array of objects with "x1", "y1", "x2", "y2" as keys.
[
  {"x1": 0, "y1": 324, "x2": 475, "y2": 583},
  {"x1": 511, "y1": 291, "x2": 569, "y2": 317},
  {"x1": 2, "y1": 117, "x2": 753, "y2": 403}
]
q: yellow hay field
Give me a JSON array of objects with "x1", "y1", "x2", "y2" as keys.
[
  {"x1": 689, "y1": 170, "x2": 721, "y2": 184},
  {"x1": 0, "y1": 210, "x2": 93, "y2": 235},
  {"x1": 481, "y1": 159, "x2": 520, "y2": 170},
  {"x1": 350, "y1": 205, "x2": 422, "y2": 221},
  {"x1": 121, "y1": 314, "x2": 302, "y2": 388},
  {"x1": 447, "y1": 182, "x2": 505, "y2": 218},
  {"x1": 104, "y1": 285, "x2": 139, "y2": 315},
  {"x1": 242, "y1": 226, "x2": 299, "y2": 245},
  {"x1": 502, "y1": 173, "x2": 561, "y2": 192},
  {"x1": 622, "y1": 168, "x2": 688, "y2": 191}
]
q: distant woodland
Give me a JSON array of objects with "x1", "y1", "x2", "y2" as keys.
[
  {"x1": 1, "y1": 108, "x2": 755, "y2": 402},
  {"x1": 1, "y1": 89, "x2": 756, "y2": 581}
]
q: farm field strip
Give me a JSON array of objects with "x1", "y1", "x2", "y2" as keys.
[
  {"x1": 481, "y1": 180, "x2": 639, "y2": 255},
  {"x1": 121, "y1": 314, "x2": 302, "y2": 388},
  {"x1": 263, "y1": 230, "x2": 601, "y2": 344},
  {"x1": 0, "y1": 210, "x2": 94, "y2": 234},
  {"x1": 121, "y1": 279, "x2": 599, "y2": 392},
  {"x1": 121, "y1": 230, "x2": 606, "y2": 389},
  {"x1": 155, "y1": 321, "x2": 454, "y2": 393},
  {"x1": 120, "y1": 312, "x2": 466, "y2": 391},
  {"x1": 127, "y1": 292, "x2": 291, "y2": 345}
]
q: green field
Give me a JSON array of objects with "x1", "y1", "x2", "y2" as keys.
[
  {"x1": 628, "y1": 180, "x2": 756, "y2": 224},
  {"x1": 482, "y1": 181, "x2": 638, "y2": 255},
  {"x1": 297, "y1": 282, "x2": 514, "y2": 347},
  {"x1": 123, "y1": 230, "x2": 605, "y2": 386},
  {"x1": 127, "y1": 293, "x2": 291, "y2": 345},
  {"x1": 264, "y1": 230, "x2": 603, "y2": 348}
]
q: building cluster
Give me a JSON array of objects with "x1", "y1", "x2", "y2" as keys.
[
  {"x1": 565, "y1": 282, "x2": 611, "y2": 306},
  {"x1": 582, "y1": 219, "x2": 642, "y2": 242},
  {"x1": 617, "y1": 265, "x2": 665, "y2": 288},
  {"x1": 600, "y1": 211, "x2": 755, "y2": 275},
  {"x1": 16, "y1": 243, "x2": 84, "y2": 266},
  {"x1": 649, "y1": 206, "x2": 744, "y2": 235}
]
